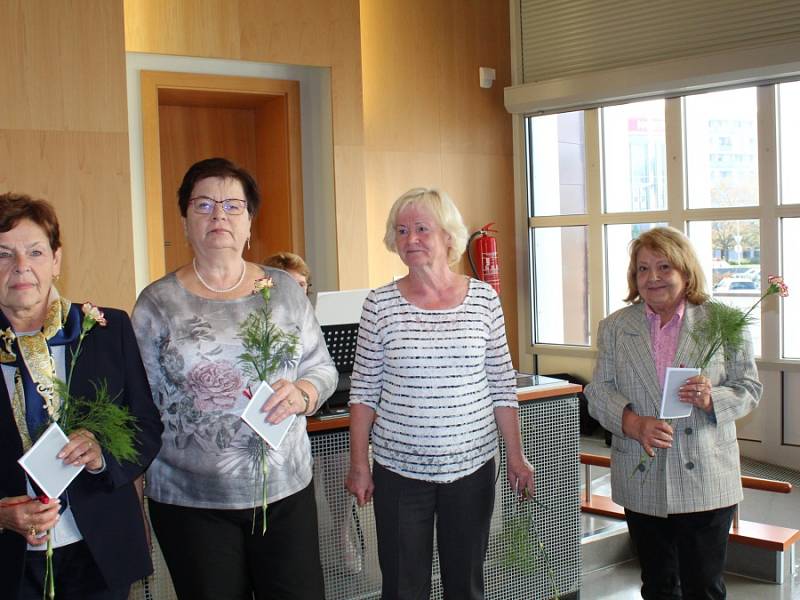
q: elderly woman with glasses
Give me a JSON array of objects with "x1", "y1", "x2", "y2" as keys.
[{"x1": 132, "y1": 158, "x2": 337, "y2": 600}]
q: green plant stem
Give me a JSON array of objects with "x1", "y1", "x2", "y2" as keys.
[
  {"x1": 65, "y1": 332, "x2": 85, "y2": 396},
  {"x1": 260, "y1": 443, "x2": 268, "y2": 535},
  {"x1": 503, "y1": 495, "x2": 560, "y2": 599},
  {"x1": 528, "y1": 499, "x2": 560, "y2": 600},
  {"x1": 44, "y1": 537, "x2": 54, "y2": 600}
]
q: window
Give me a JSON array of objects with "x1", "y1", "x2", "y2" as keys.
[
  {"x1": 779, "y1": 81, "x2": 800, "y2": 205},
  {"x1": 602, "y1": 100, "x2": 666, "y2": 213},
  {"x1": 531, "y1": 226, "x2": 589, "y2": 345},
  {"x1": 782, "y1": 218, "x2": 800, "y2": 359},
  {"x1": 525, "y1": 84, "x2": 799, "y2": 362},
  {"x1": 528, "y1": 112, "x2": 586, "y2": 216},
  {"x1": 686, "y1": 88, "x2": 758, "y2": 209}
]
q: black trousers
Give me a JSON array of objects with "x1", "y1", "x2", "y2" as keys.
[
  {"x1": 149, "y1": 481, "x2": 324, "y2": 600},
  {"x1": 21, "y1": 541, "x2": 129, "y2": 600},
  {"x1": 625, "y1": 506, "x2": 737, "y2": 600},
  {"x1": 372, "y1": 459, "x2": 496, "y2": 600}
]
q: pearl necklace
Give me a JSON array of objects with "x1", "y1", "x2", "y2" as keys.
[{"x1": 192, "y1": 258, "x2": 247, "y2": 293}]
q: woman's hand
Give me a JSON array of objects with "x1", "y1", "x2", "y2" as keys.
[
  {"x1": 679, "y1": 374, "x2": 713, "y2": 413},
  {"x1": 58, "y1": 428, "x2": 103, "y2": 471},
  {"x1": 262, "y1": 379, "x2": 309, "y2": 423},
  {"x1": 346, "y1": 464, "x2": 374, "y2": 507},
  {"x1": 0, "y1": 495, "x2": 60, "y2": 545},
  {"x1": 507, "y1": 453, "x2": 535, "y2": 499},
  {"x1": 622, "y1": 408, "x2": 673, "y2": 457}
]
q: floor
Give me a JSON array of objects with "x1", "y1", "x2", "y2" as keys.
[{"x1": 579, "y1": 433, "x2": 800, "y2": 599}]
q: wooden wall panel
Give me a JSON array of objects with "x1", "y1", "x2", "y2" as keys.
[
  {"x1": 362, "y1": 150, "x2": 444, "y2": 284},
  {"x1": 0, "y1": 0, "x2": 127, "y2": 133},
  {"x1": 360, "y1": 1, "x2": 444, "y2": 154},
  {"x1": 124, "y1": 0, "x2": 241, "y2": 59},
  {"x1": 0, "y1": 130, "x2": 134, "y2": 310},
  {"x1": 360, "y1": 0, "x2": 518, "y2": 360},
  {"x1": 438, "y1": 3, "x2": 513, "y2": 157},
  {"x1": 124, "y1": 0, "x2": 368, "y2": 288},
  {"x1": 239, "y1": 0, "x2": 365, "y2": 148},
  {"x1": 0, "y1": 0, "x2": 135, "y2": 311},
  {"x1": 331, "y1": 145, "x2": 368, "y2": 290}
]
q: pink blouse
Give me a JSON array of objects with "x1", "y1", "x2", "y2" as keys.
[{"x1": 645, "y1": 300, "x2": 686, "y2": 388}]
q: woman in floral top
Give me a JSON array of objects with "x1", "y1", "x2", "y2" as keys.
[{"x1": 132, "y1": 158, "x2": 337, "y2": 600}]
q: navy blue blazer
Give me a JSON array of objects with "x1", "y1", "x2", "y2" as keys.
[{"x1": 0, "y1": 307, "x2": 163, "y2": 598}]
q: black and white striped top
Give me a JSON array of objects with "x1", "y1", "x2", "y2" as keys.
[{"x1": 349, "y1": 278, "x2": 517, "y2": 482}]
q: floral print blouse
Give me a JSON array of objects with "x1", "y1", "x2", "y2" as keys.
[{"x1": 132, "y1": 267, "x2": 337, "y2": 509}]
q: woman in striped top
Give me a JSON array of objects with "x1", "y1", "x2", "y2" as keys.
[{"x1": 346, "y1": 188, "x2": 534, "y2": 600}]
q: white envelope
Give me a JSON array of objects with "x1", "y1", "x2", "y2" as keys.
[
  {"x1": 659, "y1": 367, "x2": 701, "y2": 419},
  {"x1": 17, "y1": 422, "x2": 84, "y2": 499},
  {"x1": 241, "y1": 381, "x2": 296, "y2": 450}
]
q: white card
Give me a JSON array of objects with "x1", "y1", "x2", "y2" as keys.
[
  {"x1": 241, "y1": 381, "x2": 296, "y2": 450},
  {"x1": 659, "y1": 367, "x2": 701, "y2": 419},
  {"x1": 17, "y1": 422, "x2": 84, "y2": 499}
]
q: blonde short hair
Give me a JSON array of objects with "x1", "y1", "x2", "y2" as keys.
[
  {"x1": 625, "y1": 226, "x2": 709, "y2": 305},
  {"x1": 383, "y1": 188, "x2": 468, "y2": 265}
]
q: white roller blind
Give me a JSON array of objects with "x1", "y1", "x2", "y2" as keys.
[{"x1": 520, "y1": 0, "x2": 800, "y2": 84}]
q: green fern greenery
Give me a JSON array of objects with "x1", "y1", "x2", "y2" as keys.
[
  {"x1": 55, "y1": 379, "x2": 139, "y2": 464},
  {"x1": 238, "y1": 305, "x2": 299, "y2": 382},
  {"x1": 689, "y1": 301, "x2": 753, "y2": 369}
]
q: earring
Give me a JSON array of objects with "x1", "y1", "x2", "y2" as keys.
[
  {"x1": 53, "y1": 274, "x2": 60, "y2": 282},
  {"x1": 247, "y1": 236, "x2": 251, "y2": 250}
]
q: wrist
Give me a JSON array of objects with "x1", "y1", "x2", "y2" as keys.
[
  {"x1": 299, "y1": 388, "x2": 311, "y2": 414},
  {"x1": 621, "y1": 407, "x2": 639, "y2": 439},
  {"x1": 295, "y1": 380, "x2": 318, "y2": 415}
]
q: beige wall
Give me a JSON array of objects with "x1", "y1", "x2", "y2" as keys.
[
  {"x1": 360, "y1": 0, "x2": 518, "y2": 358},
  {"x1": 0, "y1": 0, "x2": 135, "y2": 311}
]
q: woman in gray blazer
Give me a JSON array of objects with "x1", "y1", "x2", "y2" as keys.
[{"x1": 586, "y1": 227, "x2": 761, "y2": 600}]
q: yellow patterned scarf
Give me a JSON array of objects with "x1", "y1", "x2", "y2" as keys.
[{"x1": 0, "y1": 292, "x2": 75, "y2": 450}]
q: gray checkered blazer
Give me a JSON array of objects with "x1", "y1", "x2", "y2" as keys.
[{"x1": 585, "y1": 302, "x2": 761, "y2": 517}]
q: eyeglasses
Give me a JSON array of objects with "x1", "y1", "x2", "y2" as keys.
[{"x1": 189, "y1": 197, "x2": 248, "y2": 215}]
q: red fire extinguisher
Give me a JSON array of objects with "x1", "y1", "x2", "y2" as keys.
[{"x1": 468, "y1": 223, "x2": 501, "y2": 294}]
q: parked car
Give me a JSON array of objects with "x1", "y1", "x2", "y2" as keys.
[
  {"x1": 744, "y1": 267, "x2": 762, "y2": 284},
  {"x1": 713, "y1": 277, "x2": 759, "y2": 293}
]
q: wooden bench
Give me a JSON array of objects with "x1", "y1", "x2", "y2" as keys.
[{"x1": 580, "y1": 452, "x2": 800, "y2": 553}]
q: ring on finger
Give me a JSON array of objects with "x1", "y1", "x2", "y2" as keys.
[
  {"x1": 696, "y1": 390, "x2": 701, "y2": 398},
  {"x1": 29, "y1": 526, "x2": 37, "y2": 537}
]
